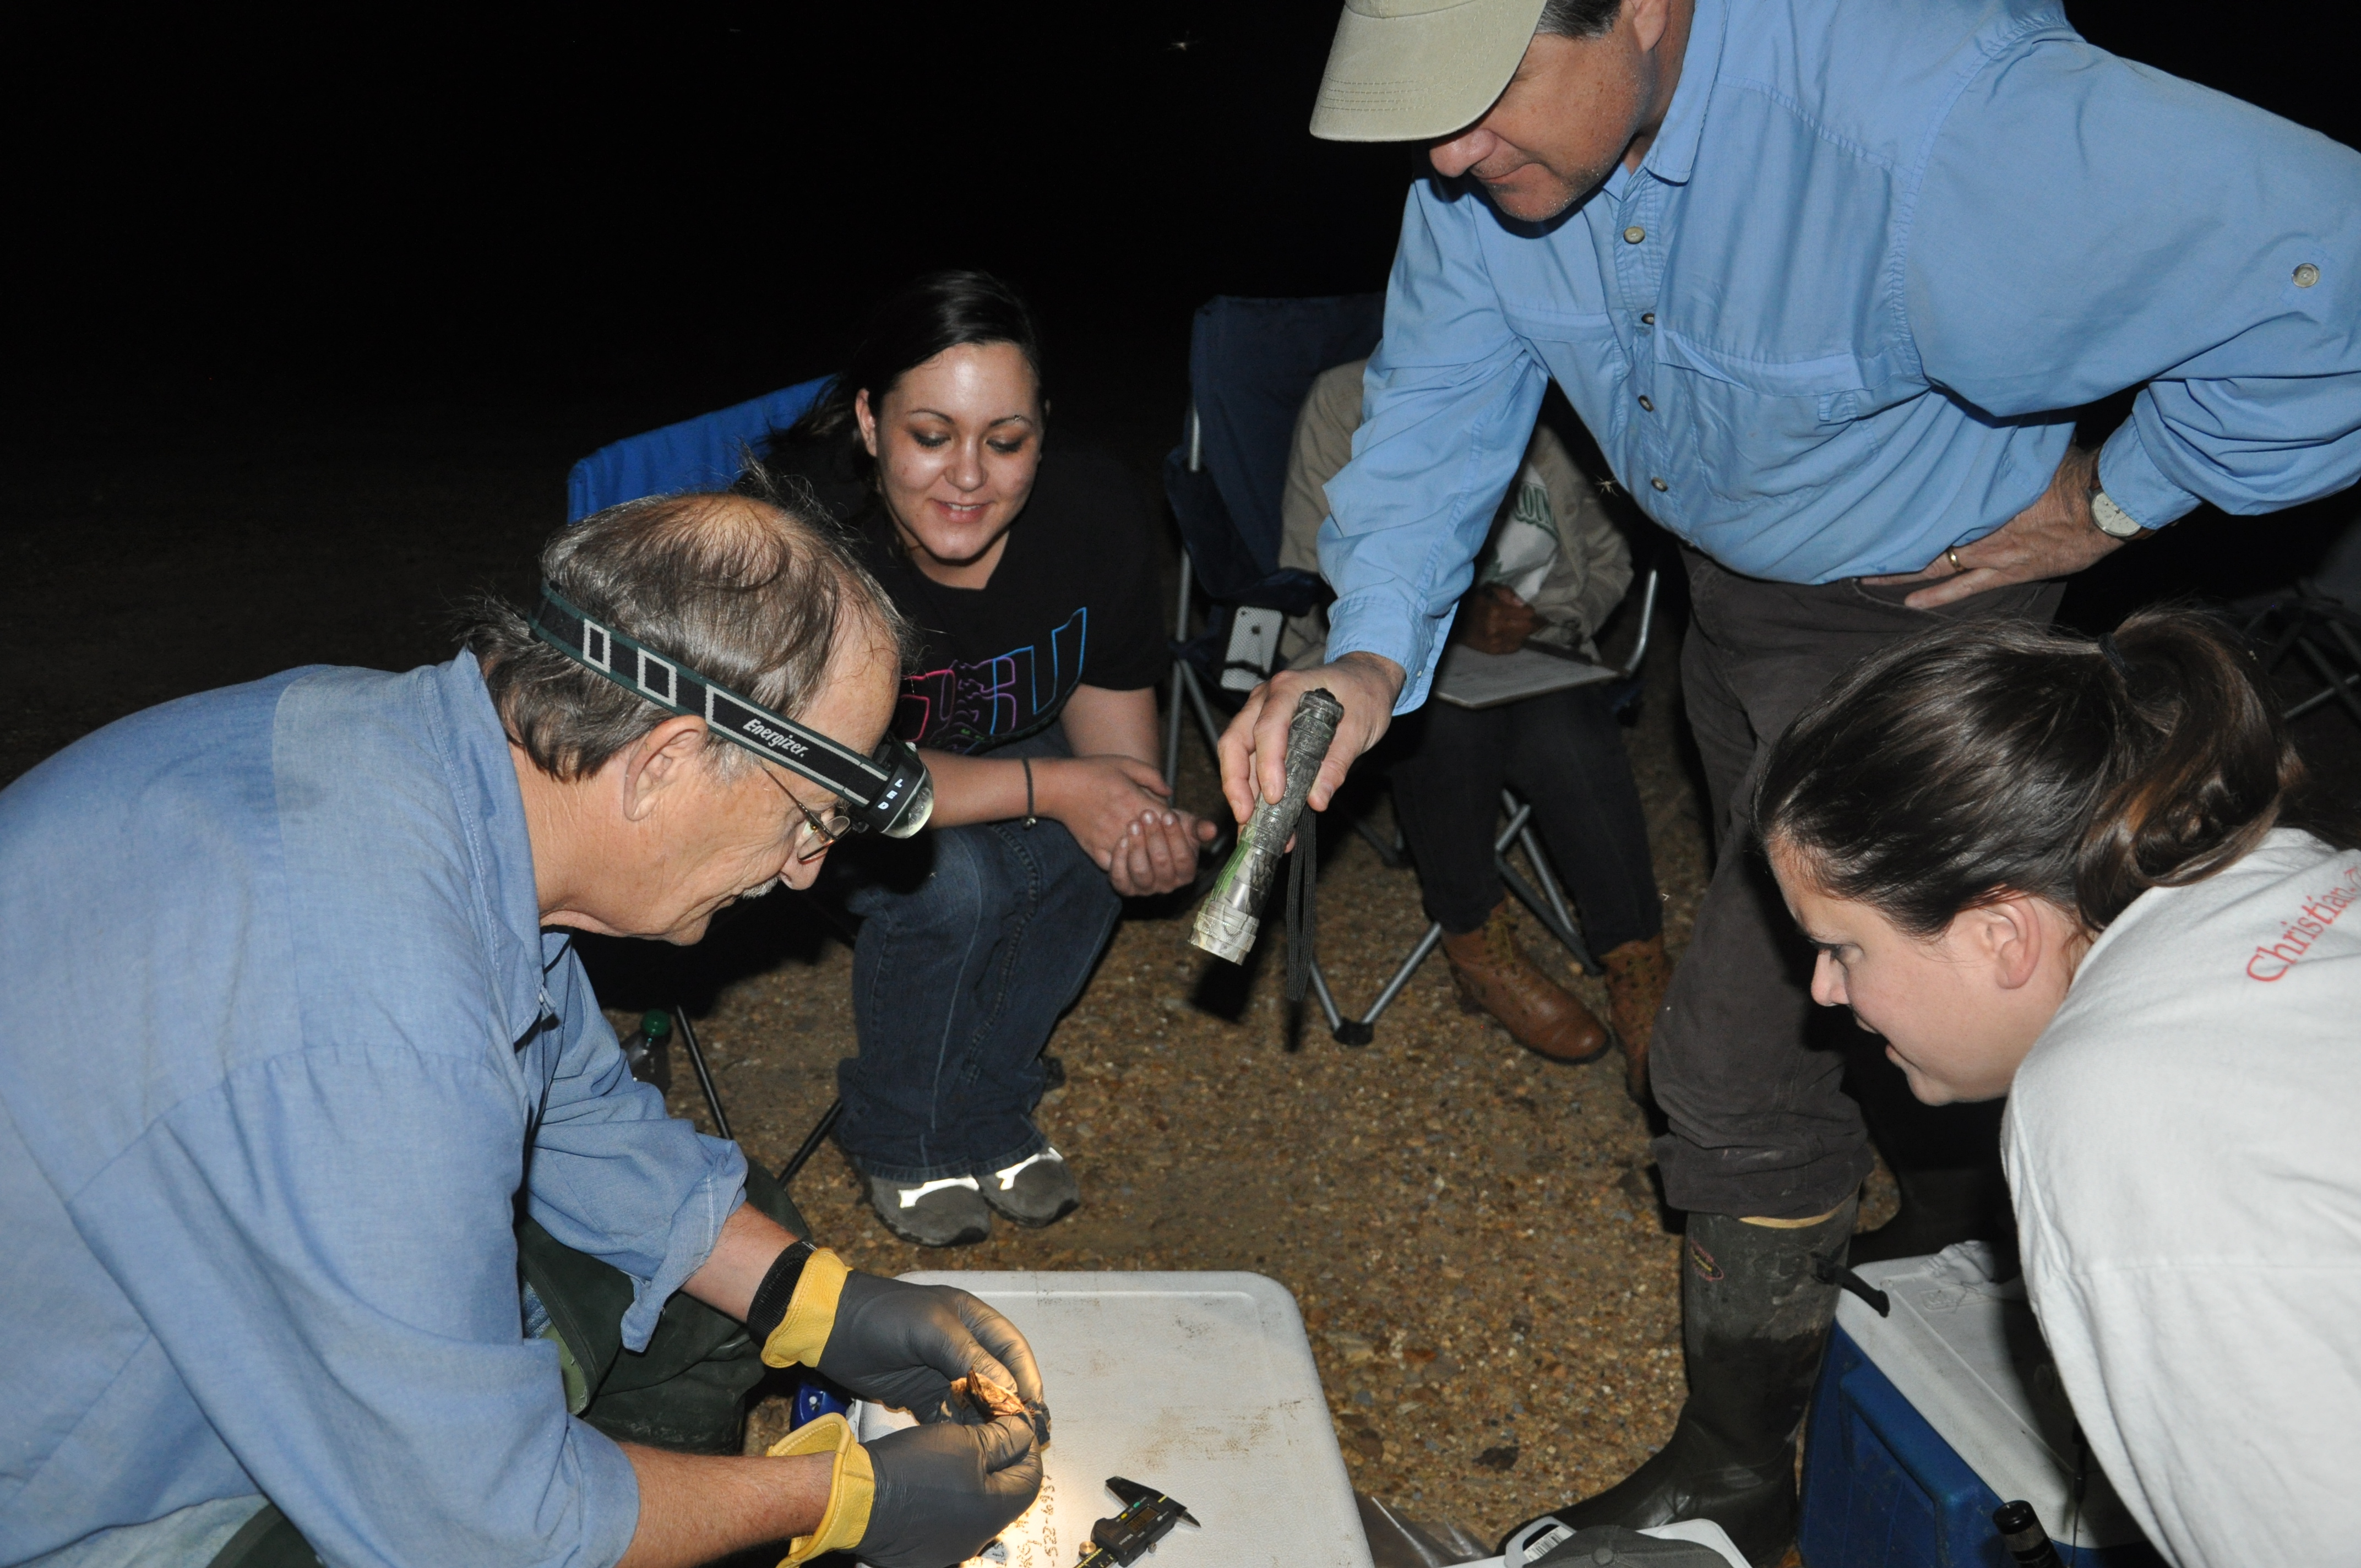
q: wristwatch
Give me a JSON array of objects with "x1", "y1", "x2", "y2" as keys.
[{"x1": 2089, "y1": 486, "x2": 2148, "y2": 541}]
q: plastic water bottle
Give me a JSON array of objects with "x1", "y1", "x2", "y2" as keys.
[
  {"x1": 1993, "y1": 1501, "x2": 2066, "y2": 1567},
  {"x1": 620, "y1": 1010, "x2": 672, "y2": 1093}
]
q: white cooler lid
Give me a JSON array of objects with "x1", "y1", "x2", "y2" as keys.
[
  {"x1": 856, "y1": 1271, "x2": 1372, "y2": 1568},
  {"x1": 1838, "y1": 1244, "x2": 2141, "y2": 1548}
]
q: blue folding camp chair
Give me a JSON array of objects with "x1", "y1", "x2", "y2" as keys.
[
  {"x1": 567, "y1": 375, "x2": 833, "y2": 521},
  {"x1": 1163, "y1": 296, "x2": 1658, "y2": 1044},
  {"x1": 1161, "y1": 295, "x2": 1385, "y2": 785},
  {"x1": 562, "y1": 373, "x2": 844, "y2": 1165}
]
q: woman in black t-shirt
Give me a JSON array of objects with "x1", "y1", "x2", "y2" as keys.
[{"x1": 747, "y1": 271, "x2": 1215, "y2": 1247}]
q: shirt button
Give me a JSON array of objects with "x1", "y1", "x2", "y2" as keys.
[
  {"x1": 1638, "y1": 395, "x2": 1655, "y2": 412},
  {"x1": 1650, "y1": 477, "x2": 1669, "y2": 492},
  {"x1": 1640, "y1": 312, "x2": 1656, "y2": 326},
  {"x1": 2294, "y1": 263, "x2": 2321, "y2": 287},
  {"x1": 1624, "y1": 225, "x2": 1646, "y2": 244}
]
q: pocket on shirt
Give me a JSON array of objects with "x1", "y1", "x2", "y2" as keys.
[{"x1": 1654, "y1": 330, "x2": 1888, "y2": 504}]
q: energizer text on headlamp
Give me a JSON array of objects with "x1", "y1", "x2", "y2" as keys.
[{"x1": 529, "y1": 584, "x2": 933, "y2": 838}]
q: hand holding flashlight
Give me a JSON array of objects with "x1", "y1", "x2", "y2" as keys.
[
  {"x1": 1217, "y1": 652, "x2": 1403, "y2": 827},
  {"x1": 1189, "y1": 688, "x2": 1342, "y2": 963}
]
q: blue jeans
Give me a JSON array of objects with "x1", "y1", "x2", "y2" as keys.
[{"x1": 828, "y1": 728, "x2": 1121, "y2": 1184}]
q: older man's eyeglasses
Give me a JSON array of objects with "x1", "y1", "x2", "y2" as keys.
[{"x1": 760, "y1": 768, "x2": 853, "y2": 863}]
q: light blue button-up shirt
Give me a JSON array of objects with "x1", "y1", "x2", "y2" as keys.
[
  {"x1": 0, "y1": 655, "x2": 746, "y2": 1567},
  {"x1": 1322, "y1": 0, "x2": 2361, "y2": 707}
]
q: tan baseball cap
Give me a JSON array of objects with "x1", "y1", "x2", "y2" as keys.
[{"x1": 1309, "y1": 0, "x2": 1549, "y2": 143}]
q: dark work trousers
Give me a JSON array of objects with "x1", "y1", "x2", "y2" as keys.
[
  {"x1": 207, "y1": 1165, "x2": 813, "y2": 1567},
  {"x1": 1388, "y1": 683, "x2": 1664, "y2": 951},
  {"x1": 1651, "y1": 548, "x2": 2063, "y2": 1219},
  {"x1": 827, "y1": 725, "x2": 1122, "y2": 1185}
]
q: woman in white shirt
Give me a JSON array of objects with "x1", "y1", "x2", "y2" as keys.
[{"x1": 1753, "y1": 609, "x2": 2359, "y2": 1568}]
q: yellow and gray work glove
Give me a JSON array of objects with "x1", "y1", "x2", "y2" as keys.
[
  {"x1": 750, "y1": 1244, "x2": 1049, "y2": 1434},
  {"x1": 768, "y1": 1411, "x2": 1041, "y2": 1568}
]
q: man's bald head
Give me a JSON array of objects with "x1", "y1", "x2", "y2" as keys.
[{"x1": 467, "y1": 488, "x2": 912, "y2": 782}]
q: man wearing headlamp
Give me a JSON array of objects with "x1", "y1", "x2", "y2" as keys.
[{"x1": 0, "y1": 492, "x2": 1042, "y2": 1568}]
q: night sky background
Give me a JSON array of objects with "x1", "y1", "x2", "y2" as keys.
[
  {"x1": 23, "y1": 3, "x2": 2355, "y2": 414},
  {"x1": 7, "y1": 2, "x2": 2357, "y2": 788}
]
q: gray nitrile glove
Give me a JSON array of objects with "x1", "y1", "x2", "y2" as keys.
[
  {"x1": 856, "y1": 1413, "x2": 1042, "y2": 1568},
  {"x1": 817, "y1": 1272, "x2": 1049, "y2": 1429}
]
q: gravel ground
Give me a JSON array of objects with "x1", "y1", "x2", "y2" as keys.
[{"x1": 592, "y1": 620, "x2": 1898, "y2": 1545}]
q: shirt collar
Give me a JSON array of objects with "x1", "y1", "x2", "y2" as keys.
[
  {"x1": 429, "y1": 651, "x2": 552, "y2": 1043},
  {"x1": 1638, "y1": 0, "x2": 1726, "y2": 186}
]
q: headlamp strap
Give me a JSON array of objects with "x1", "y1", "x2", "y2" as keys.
[{"x1": 527, "y1": 585, "x2": 884, "y2": 809}]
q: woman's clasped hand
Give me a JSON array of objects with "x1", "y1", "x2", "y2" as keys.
[{"x1": 1031, "y1": 749, "x2": 1214, "y2": 897}]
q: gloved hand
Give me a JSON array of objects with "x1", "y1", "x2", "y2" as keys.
[
  {"x1": 862, "y1": 1413, "x2": 1042, "y2": 1568},
  {"x1": 824, "y1": 1272, "x2": 1047, "y2": 1428},
  {"x1": 768, "y1": 1412, "x2": 1041, "y2": 1568},
  {"x1": 760, "y1": 1250, "x2": 1049, "y2": 1434}
]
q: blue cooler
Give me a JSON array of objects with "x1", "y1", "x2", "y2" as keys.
[{"x1": 1798, "y1": 1245, "x2": 2164, "y2": 1566}]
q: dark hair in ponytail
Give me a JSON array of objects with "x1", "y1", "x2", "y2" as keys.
[
  {"x1": 768, "y1": 269, "x2": 1045, "y2": 484},
  {"x1": 1755, "y1": 608, "x2": 2346, "y2": 937}
]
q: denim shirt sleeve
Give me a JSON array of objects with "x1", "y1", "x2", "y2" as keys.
[
  {"x1": 1320, "y1": 181, "x2": 1551, "y2": 711},
  {"x1": 525, "y1": 942, "x2": 748, "y2": 1351},
  {"x1": 1906, "y1": 33, "x2": 2361, "y2": 528},
  {"x1": 74, "y1": 1047, "x2": 643, "y2": 1568}
]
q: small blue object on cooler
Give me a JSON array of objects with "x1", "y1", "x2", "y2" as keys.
[
  {"x1": 787, "y1": 1370, "x2": 851, "y2": 1430},
  {"x1": 1798, "y1": 1244, "x2": 2166, "y2": 1567}
]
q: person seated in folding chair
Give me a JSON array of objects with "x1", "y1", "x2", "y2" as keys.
[
  {"x1": 742, "y1": 271, "x2": 1218, "y2": 1247},
  {"x1": 0, "y1": 492, "x2": 1043, "y2": 1568},
  {"x1": 1280, "y1": 358, "x2": 1669, "y2": 1092}
]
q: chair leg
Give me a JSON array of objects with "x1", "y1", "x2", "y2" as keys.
[
  {"x1": 1352, "y1": 816, "x2": 1413, "y2": 869},
  {"x1": 1178, "y1": 662, "x2": 1226, "y2": 772},
  {"x1": 1331, "y1": 801, "x2": 1549, "y2": 1042},
  {"x1": 2294, "y1": 633, "x2": 2361, "y2": 725},
  {"x1": 1350, "y1": 923, "x2": 1446, "y2": 1039},
  {"x1": 1165, "y1": 553, "x2": 1195, "y2": 789},
  {"x1": 1494, "y1": 789, "x2": 1602, "y2": 975},
  {"x1": 672, "y1": 1006, "x2": 732, "y2": 1144},
  {"x1": 779, "y1": 1098, "x2": 843, "y2": 1184},
  {"x1": 1519, "y1": 824, "x2": 1587, "y2": 944},
  {"x1": 1165, "y1": 667, "x2": 1188, "y2": 790},
  {"x1": 1304, "y1": 959, "x2": 1366, "y2": 1046},
  {"x1": 2329, "y1": 617, "x2": 2361, "y2": 670},
  {"x1": 1504, "y1": 789, "x2": 1580, "y2": 935},
  {"x1": 1499, "y1": 860, "x2": 1598, "y2": 975},
  {"x1": 1615, "y1": 567, "x2": 1661, "y2": 680}
]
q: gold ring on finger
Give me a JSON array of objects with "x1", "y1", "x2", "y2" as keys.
[{"x1": 1946, "y1": 547, "x2": 1964, "y2": 573}]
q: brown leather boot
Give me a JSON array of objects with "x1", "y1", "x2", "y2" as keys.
[
  {"x1": 1602, "y1": 933, "x2": 1671, "y2": 1102},
  {"x1": 1440, "y1": 902, "x2": 1611, "y2": 1063}
]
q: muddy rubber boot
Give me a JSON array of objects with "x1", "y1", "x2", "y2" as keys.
[
  {"x1": 1601, "y1": 934, "x2": 1671, "y2": 1103},
  {"x1": 1440, "y1": 902, "x2": 1611, "y2": 1064},
  {"x1": 1502, "y1": 1200, "x2": 1857, "y2": 1567}
]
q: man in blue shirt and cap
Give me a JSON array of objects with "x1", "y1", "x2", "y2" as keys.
[
  {"x1": 3, "y1": 492, "x2": 1043, "y2": 1568},
  {"x1": 1221, "y1": 0, "x2": 2361, "y2": 1558}
]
